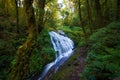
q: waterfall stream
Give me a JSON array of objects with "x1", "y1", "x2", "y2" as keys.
[{"x1": 38, "y1": 31, "x2": 74, "y2": 80}]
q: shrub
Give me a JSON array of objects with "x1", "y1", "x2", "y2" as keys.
[
  {"x1": 83, "y1": 22, "x2": 120, "y2": 80},
  {"x1": 57, "y1": 26, "x2": 82, "y2": 47},
  {"x1": 29, "y1": 29, "x2": 55, "y2": 74}
]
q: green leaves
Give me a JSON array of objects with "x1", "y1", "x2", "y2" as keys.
[
  {"x1": 30, "y1": 48, "x2": 43, "y2": 73},
  {"x1": 83, "y1": 22, "x2": 120, "y2": 80},
  {"x1": 29, "y1": 29, "x2": 55, "y2": 74}
]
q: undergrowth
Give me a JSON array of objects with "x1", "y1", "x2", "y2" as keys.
[
  {"x1": 83, "y1": 22, "x2": 120, "y2": 80},
  {"x1": 29, "y1": 29, "x2": 56, "y2": 75}
]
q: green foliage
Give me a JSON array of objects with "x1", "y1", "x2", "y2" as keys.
[
  {"x1": 29, "y1": 29, "x2": 55, "y2": 74},
  {"x1": 0, "y1": 55, "x2": 13, "y2": 80},
  {"x1": 0, "y1": 17, "x2": 15, "y2": 32},
  {"x1": 71, "y1": 15, "x2": 80, "y2": 27},
  {"x1": 0, "y1": 16, "x2": 17, "y2": 80},
  {"x1": 57, "y1": 26, "x2": 83, "y2": 47},
  {"x1": 29, "y1": 48, "x2": 43, "y2": 73},
  {"x1": 83, "y1": 22, "x2": 120, "y2": 80},
  {"x1": 0, "y1": 39, "x2": 6, "y2": 49},
  {"x1": 12, "y1": 36, "x2": 27, "y2": 50}
]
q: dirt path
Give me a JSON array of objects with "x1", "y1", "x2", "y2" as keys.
[{"x1": 68, "y1": 46, "x2": 88, "y2": 80}]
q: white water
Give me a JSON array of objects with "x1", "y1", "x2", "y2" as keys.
[{"x1": 38, "y1": 31, "x2": 74, "y2": 80}]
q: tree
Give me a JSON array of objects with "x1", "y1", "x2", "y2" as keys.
[
  {"x1": 37, "y1": 0, "x2": 46, "y2": 33},
  {"x1": 94, "y1": 0, "x2": 103, "y2": 28},
  {"x1": 15, "y1": 0, "x2": 19, "y2": 33},
  {"x1": 103, "y1": 0, "x2": 110, "y2": 24},
  {"x1": 78, "y1": 0, "x2": 87, "y2": 41},
  {"x1": 116, "y1": 0, "x2": 120, "y2": 21},
  {"x1": 44, "y1": 0, "x2": 62, "y2": 28},
  {"x1": 86, "y1": 0, "x2": 93, "y2": 34},
  {"x1": 9, "y1": 0, "x2": 37, "y2": 80},
  {"x1": 0, "y1": 0, "x2": 9, "y2": 16}
]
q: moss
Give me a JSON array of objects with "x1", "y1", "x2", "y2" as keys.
[
  {"x1": 29, "y1": 28, "x2": 56, "y2": 77},
  {"x1": 53, "y1": 67, "x2": 73, "y2": 80},
  {"x1": 57, "y1": 26, "x2": 83, "y2": 47},
  {"x1": 83, "y1": 22, "x2": 120, "y2": 80},
  {"x1": 51, "y1": 49, "x2": 81, "y2": 80}
]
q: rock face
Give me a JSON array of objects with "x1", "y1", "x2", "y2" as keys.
[{"x1": 58, "y1": 30, "x2": 66, "y2": 36}]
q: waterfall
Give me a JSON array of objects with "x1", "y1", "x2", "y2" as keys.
[{"x1": 38, "y1": 31, "x2": 74, "y2": 80}]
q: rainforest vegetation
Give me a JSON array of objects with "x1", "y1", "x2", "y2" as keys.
[{"x1": 0, "y1": 0, "x2": 120, "y2": 80}]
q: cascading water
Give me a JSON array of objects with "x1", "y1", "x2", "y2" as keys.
[{"x1": 38, "y1": 31, "x2": 74, "y2": 80}]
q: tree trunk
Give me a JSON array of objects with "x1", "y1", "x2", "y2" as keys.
[
  {"x1": 37, "y1": 0, "x2": 46, "y2": 33},
  {"x1": 94, "y1": 0, "x2": 103, "y2": 28},
  {"x1": 78, "y1": 0, "x2": 87, "y2": 42},
  {"x1": 9, "y1": 0, "x2": 36, "y2": 80},
  {"x1": 116, "y1": 0, "x2": 120, "y2": 21},
  {"x1": 2, "y1": 0, "x2": 7, "y2": 16},
  {"x1": 104, "y1": 0, "x2": 110, "y2": 24},
  {"x1": 4, "y1": 0, "x2": 10, "y2": 16},
  {"x1": 86, "y1": 0, "x2": 93, "y2": 34},
  {"x1": 15, "y1": 0, "x2": 19, "y2": 33}
]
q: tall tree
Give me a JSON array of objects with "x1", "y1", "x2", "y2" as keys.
[
  {"x1": 1, "y1": 0, "x2": 8, "y2": 16},
  {"x1": 15, "y1": 0, "x2": 19, "y2": 33},
  {"x1": 86, "y1": 0, "x2": 93, "y2": 34},
  {"x1": 116, "y1": 0, "x2": 120, "y2": 21},
  {"x1": 104, "y1": 0, "x2": 110, "y2": 24},
  {"x1": 9, "y1": 0, "x2": 37, "y2": 80},
  {"x1": 37, "y1": 0, "x2": 46, "y2": 33},
  {"x1": 78, "y1": 0, "x2": 87, "y2": 42},
  {"x1": 94, "y1": 0, "x2": 103, "y2": 28}
]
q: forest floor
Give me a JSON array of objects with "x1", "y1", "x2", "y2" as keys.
[
  {"x1": 44, "y1": 46, "x2": 88, "y2": 80},
  {"x1": 66, "y1": 46, "x2": 88, "y2": 80}
]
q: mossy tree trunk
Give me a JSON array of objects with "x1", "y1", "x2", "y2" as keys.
[
  {"x1": 2, "y1": 0, "x2": 8, "y2": 16},
  {"x1": 37, "y1": 0, "x2": 46, "y2": 33},
  {"x1": 9, "y1": 0, "x2": 37, "y2": 80},
  {"x1": 15, "y1": 0, "x2": 19, "y2": 33},
  {"x1": 94, "y1": 0, "x2": 104, "y2": 28},
  {"x1": 86, "y1": 0, "x2": 93, "y2": 34},
  {"x1": 78, "y1": 0, "x2": 87, "y2": 43},
  {"x1": 104, "y1": 0, "x2": 110, "y2": 24},
  {"x1": 116, "y1": 0, "x2": 120, "y2": 21}
]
